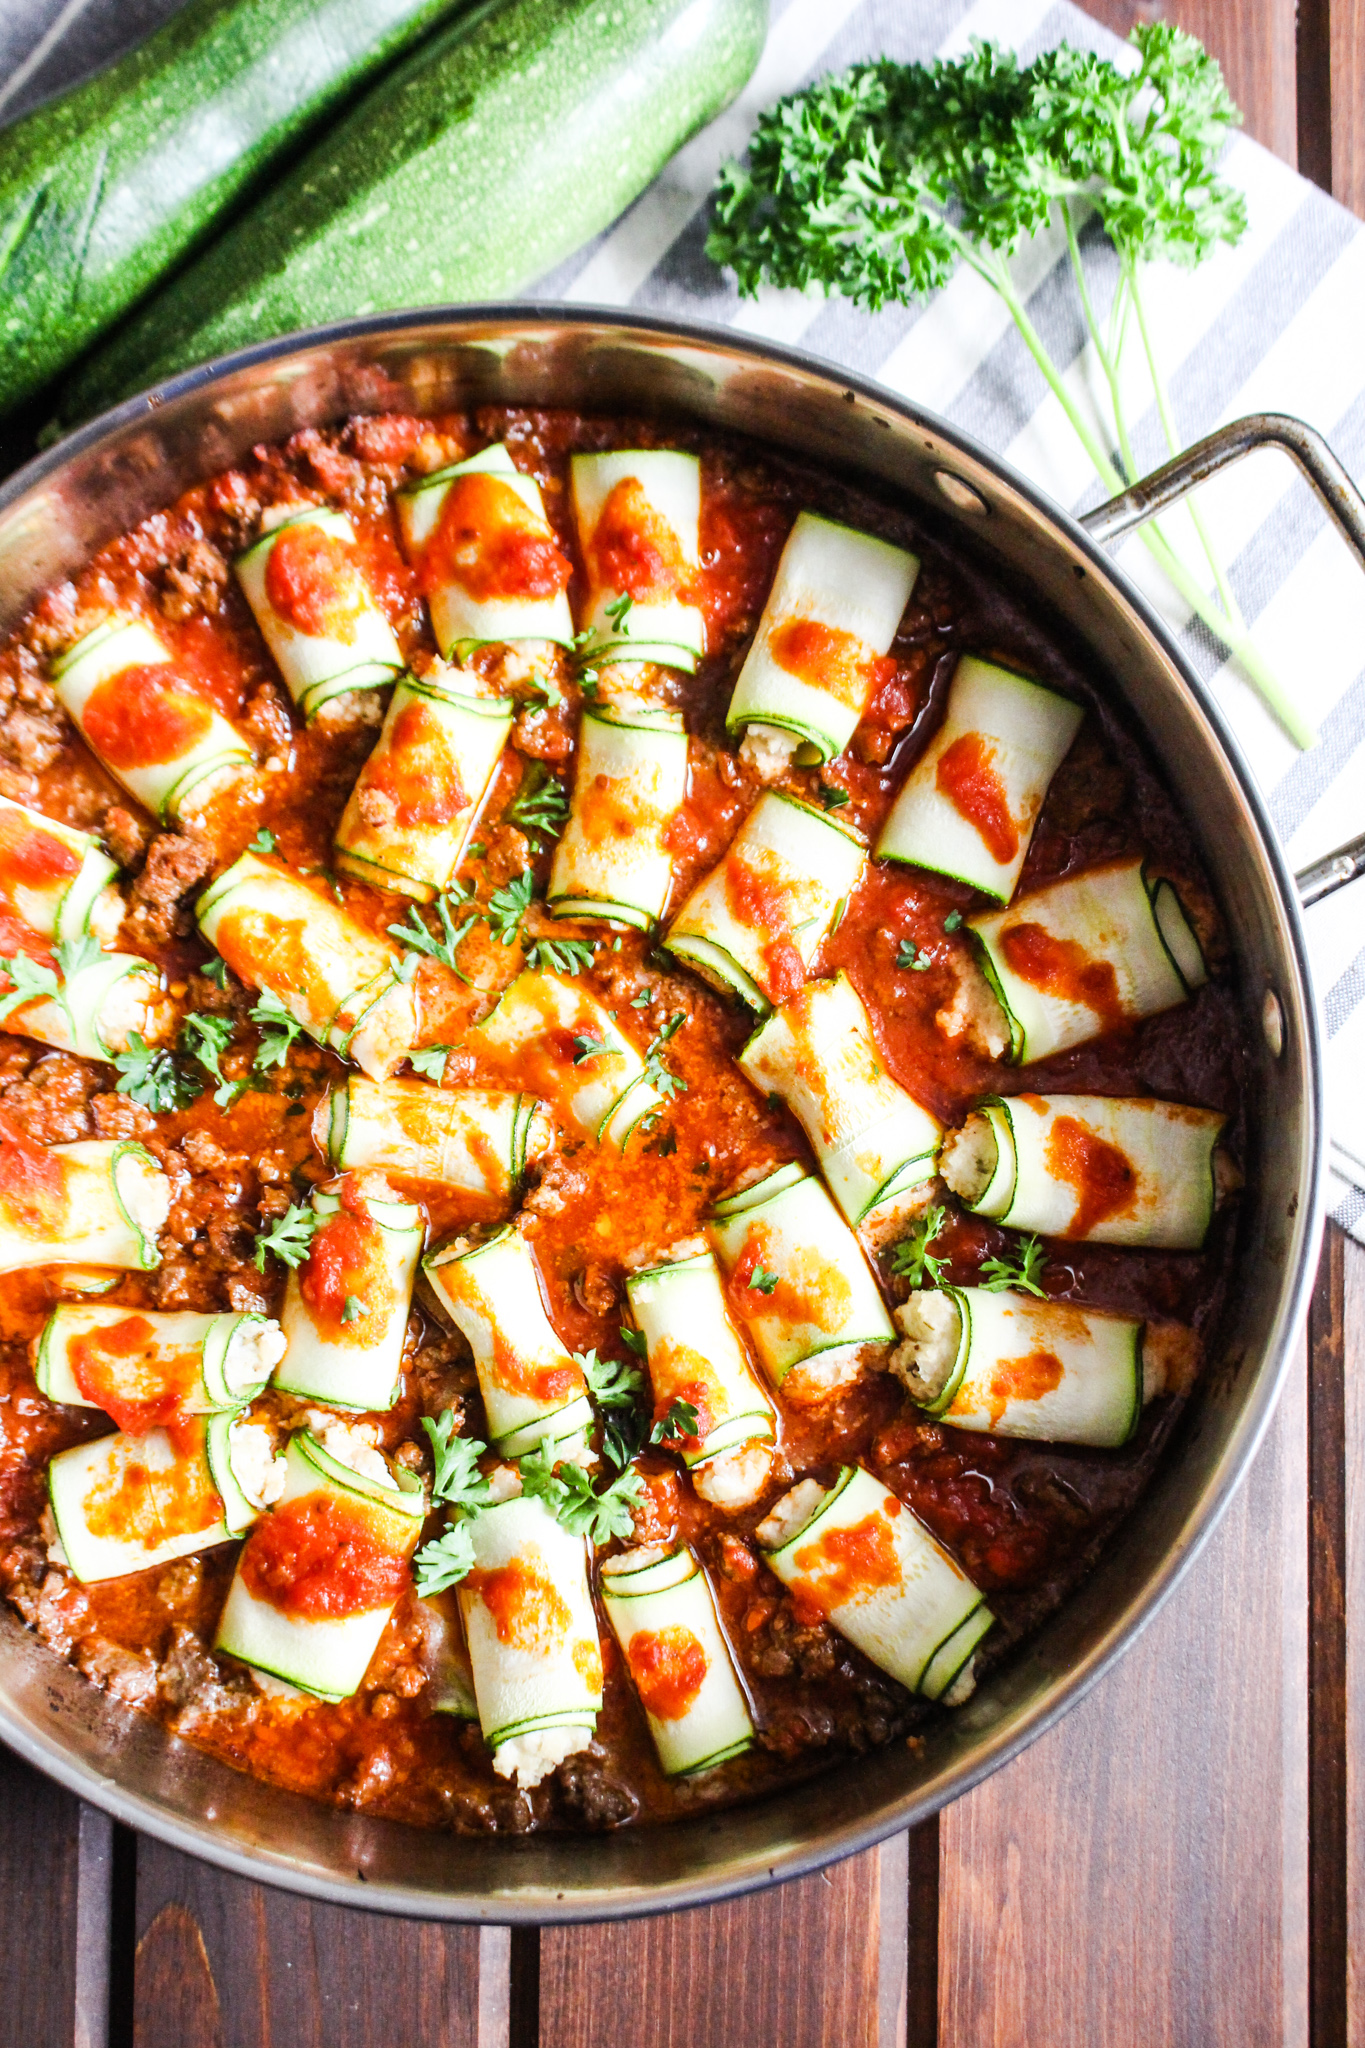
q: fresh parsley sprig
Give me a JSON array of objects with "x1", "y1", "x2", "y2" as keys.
[
  {"x1": 897, "y1": 939, "x2": 933, "y2": 973},
  {"x1": 253, "y1": 1201, "x2": 317, "y2": 1272},
  {"x1": 580, "y1": 1347, "x2": 650, "y2": 1470},
  {"x1": 114, "y1": 1033, "x2": 203, "y2": 1112},
  {"x1": 524, "y1": 935, "x2": 595, "y2": 976},
  {"x1": 413, "y1": 1524, "x2": 475, "y2": 1597},
  {"x1": 180, "y1": 1011, "x2": 240, "y2": 1108},
  {"x1": 641, "y1": 1010, "x2": 687, "y2": 1102},
  {"x1": 388, "y1": 886, "x2": 478, "y2": 982},
  {"x1": 408, "y1": 1044, "x2": 452, "y2": 1081},
  {"x1": 651, "y1": 1397, "x2": 700, "y2": 1445},
  {"x1": 889, "y1": 1204, "x2": 949, "y2": 1288},
  {"x1": 422, "y1": 1415, "x2": 495, "y2": 1510},
  {"x1": 0, "y1": 932, "x2": 107, "y2": 1029},
  {"x1": 518, "y1": 1441, "x2": 644, "y2": 1545},
  {"x1": 487, "y1": 869, "x2": 534, "y2": 947},
  {"x1": 503, "y1": 763, "x2": 568, "y2": 848},
  {"x1": 748, "y1": 1265, "x2": 780, "y2": 1296},
  {"x1": 979, "y1": 1233, "x2": 1050, "y2": 1298}
]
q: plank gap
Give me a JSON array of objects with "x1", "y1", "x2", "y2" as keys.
[
  {"x1": 107, "y1": 1823, "x2": 139, "y2": 2048},
  {"x1": 906, "y1": 1818, "x2": 938, "y2": 2048},
  {"x1": 508, "y1": 1926, "x2": 540, "y2": 2048},
  {"x1": 1297, "y1": 0, "x2": 1336, "y2": 190},
  {"x1": 1308, "y1": 1229, "x2": 1349, "y2": 2048}
]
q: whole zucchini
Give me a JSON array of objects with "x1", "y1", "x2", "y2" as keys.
[
  {"x1": 64, "y1": 0, "x2": 766, "y2": 422},
  {"x1": 0, "y1": 0, "x2": 471, "y2": 419}
]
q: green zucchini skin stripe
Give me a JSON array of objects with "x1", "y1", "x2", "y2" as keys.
[
  {"x1": 63, "y1": 0, "x2": 768, "y2": 421},
  {"x1": 0, "y1": 0, "x2": 470, "y2": 420}
]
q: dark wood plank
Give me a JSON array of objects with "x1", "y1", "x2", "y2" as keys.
[
  {"x1": 1309, "y1": 1229, "x2": 1348, "y2": 2048},
  {"x1": 1073, "y1": 0, "x2": 1298, "y2": 165},
  {"x1": 130, "y1": 1833, "x2": 487, "y2": 2048},
  {"x1": 538, "y1": 1844, "x2": 886, "y2": 2048},
  {"x1": 1329, "y1": 0, "x2": 1365, "y2": 217},
  {"x1": 905, "y1": 1819, "x2": 938, "y2": 2048},
  {"x1": 1344, "y1": 1236, "x2": 1365, "y2": 2034},
  {"x1": 937, "y1": 1341, "x2": 1308, "y2": 2047},
  {"x1": 0, "y1": 1748, "x2": 84, "y2": 2048}
]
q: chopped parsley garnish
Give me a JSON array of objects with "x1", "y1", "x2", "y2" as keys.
[
  {"x1": 618, "y1": 1327, "x2": 648, "y2": 1358},
  {"x1": 388, "y1": 886, "x2": 478, "y2": 981},
  {"x1": 580, "y1": 1348, "x2": 650, "y2": 1470},
  {"x1": 748, "y1": 1265, "x2": 780, "y2": 1296},
  {"x1": 0, "y1": 950, "x2": 60, "y2": 1024},
  {"x1": 408, "y1": 1044, "x2": 452, "y2": 1081},
  {"x1": 487, "y1": 868, "x2": 534, "y2": 947},
  {"x1": 179, "y1": 1011, "x2": 240, "y2": 1107},
  {"x1": 201, "y1": 955, "x2": 230, "y2": 989},
  {"x1": 413, "y1": 1524, "x2": 475, "y2": 1596},
  {"x1": 341, "y1": 1294, "x2": 363, "y2": 1323},
  {"x1": 651, "y1": 1397, "x2": 700, "y2": 1445},
  {"x1": 518, "y1": 1442, "x2": 644, "y2": 1545},
  {"x1": 503, "y1": 762, "x2": 569, "y2": 848},
  {"x1": 943, "y1": 909, "x2": 964, "y2": 933},
  {"x1": 573, "y1": 1030, "x2": 614, "y2": 1064},
  {"x1": 642, "y1": 1010, "x2": 687, "y2": 1101},
  {"x1": 889, "y1": 1203, "x2": 949, "y2": 1287},
  {"x1": 113, "y1": 1033, "x2": 203, "y2": 1112},
  {"x1": 249, "y1": 988, "x2": 305, "y2": 1070},
  {"x1": 979, "y1": 1233, "x2": 1050, "y2": 1298},
  {"x1": 252, "y1": 1201, "x2": 317, "y2": 1273},
  {"x1": 247, "y1": 827, "x2": 278, "y2": 856},
  {"x1": 422, "y1": 1415, "x2": 494, "y2": 1509},
  {"x1": 817, "y1": 781, "x2": 850, "y2": 810},
  {"x1": 524, "y1": 935, "x2": 595, "y2": 976},
  {"x1": 605, "y1": 592, "x2": 634, "y2": 632},
  {"x1": 897, "y1": 939, "x2": 933, "y2": 972}
]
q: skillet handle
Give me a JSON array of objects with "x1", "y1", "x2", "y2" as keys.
[{"x1": 1080, "y1": 413, "x2": 1365, "y2": 909}]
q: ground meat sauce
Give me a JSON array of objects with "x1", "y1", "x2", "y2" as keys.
[{"x1": 0, "y1": 406, "x2": 1245, "y2": 1835}]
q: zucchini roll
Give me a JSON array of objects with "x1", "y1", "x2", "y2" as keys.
[
  {"x1": 7, "y1": 945, "x2": 171, "y2": 1061},
  {"x1": 468, "y1": 968, "x2": 661, "y2": 1149},
  {"x1": 0, "y1": 1134, "x2": 168, "y2": 1272},
  {"x1": 600, "y1": 1544, "x2": 754, "y2": 1775},
  {"x1": 196, "y1": 852, "x2": 418, "y2": 1080},
  {"x1": 333, "y1": 669, "x2": 514, "y2": 901},
  {"x1": 35, "y1": 1305, "x2": 284, "y2": 1432},
  {"x1": 738, "y1": 974, "x2": 940, "y2": 1225},
  {"x1": 396, "y1": 443, "x2": 574, "y2": 657},
  {"x1": 876, "y1": 658, "x2": 1083, "y2": 900},
  {"x1": 423, "y1": 1226, "x2": 593, "y2": 1458},
  {"x1": 940, "y1": 1092, "x2": 1227, "y2": 1249},
  {"x1": 51, "y1": 618, "x2": 251, "y2": 822},
  {"x1": 48, "y1": 1410, "x2": 280, "y2": 1584},
  {"x1": 215, "y1": 1427, "x2": 424, "y2": 1702},
  {"x1": 708, "y1": 1164, "x2": 896, "y2": 1402},
  {"x1": 969, "y1": 858, "x2": 1207, "y2": 1063},
  {"x1": 757, "y1": 1465, "x2": 993, "y2": 1703},
  {"x1": 571, "y1": 450, "x2": 705, "y2": 672},
  {"x1": 625, "y1": 1250, "x2": 774, "y2": 1508},
  {"x1": 274, "y1": 1179, "x2": 423, "y2": 1412},
  {"x1": 892, "y1": 1286, "x2": 1148, "y2": 1448},
  {"x1": 725, "y1": 511, "x2": 919, "y2": 771},
  {"x1": 424, "y1": 1589, "x2": 480, "y2": 1719},
  {"x1": 546, "y1": 701, "x2": 688, "y2": 930},
  {"x1": 234, "y1": 507, "x2": 403, "y2": 720},
  {"x1": 664, "y1": 791, "x2": 866, "y2": 1013},
  {"x1": 458, "y1": 1490, "x2": 604, "y2": 1787},
  {"x1": 0, "y1": 796, "x2": 120, "y2": 945},
  {"x1": 318, "y1": 1075, "x2": 552, "y2": 1198}
]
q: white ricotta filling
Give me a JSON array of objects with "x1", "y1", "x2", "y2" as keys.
[
  {"x1": 739, "y1": 722, "x2": 799, "y2": 783},
  {"x1": 492, "y1": 1722, "x2": 594, "y2": 1788},
  {"x1": 228, "y1": 1418, "x2": 286, "y2": 1510},
  {"x1": 935, "y1": 957, "x2": 1010, "y2": 1060},
  {"x1": 756, "y1": 1477, "x2": 826, "y2": 1553},
  {"x1": 300, "y1": 1412, "x2": 394, "y2": 1490},
  {"x1": 600, "y1": 1543, "x2": 673, "y2": 1579},
  {"x1": 941, "y1": 1656, "x2": 978, "y2": 1708},
  {"x1": 692, "y1": 1441, "x2": 773, "y2": 1510},
  {"x1": 224, "y1": 1317, "x2": 287, "y2": 1399},
  {"x1": 938, "y1": 1113, "x2": 997, "y2": 1204},
  {"x1": 889, "y1": 1291, "x2": 963, "y2": 1404}
]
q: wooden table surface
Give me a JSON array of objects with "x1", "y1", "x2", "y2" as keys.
[{"x1": 2, "y1": 2, "x2": 1363, "y2": 2043}]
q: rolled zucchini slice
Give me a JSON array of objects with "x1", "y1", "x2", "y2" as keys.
[
  {"x1": 318, "y1": 1075, "x2": 552, "y2": 1198},
  {"x1": 51, "y1": 618, "x2": 251, "y2": 822},
  {"x1": 0, "y1": 796, "x2": 120, "y2": 944},
  {"x1": 35, "y1": 1305, "x2": 284, "y2": 1431},
  {"x1": 333, "y1": 670, "x2": 514, "y2": 901},
  {"x1": 9, "y1": 948, "x2": 169, "y2": 1061},
  {"x1": 738, "y1": 974, "x2": 940, "y2": 1225},
  {"x1": 396, "y1": 443, "x2": 574, "y2": 657},
  {"x1": 458, "y1": 1492, "x2": 603, "y2": 1785},
  {"x1": 546, "y1": 701, "x2": 689, "y2": 930},
  {"x1": 757, "y1": 1465, "x2": 993, "y2": 1703},
  {"x1": 969, "y1": 858, "x2": 1207, "y2": 1063},
  {"x1": 0, "y1": 1135, "x2": 168, "y2": 1272},
  {"x1": 663, "y1": 791, "x2": 866, "y2": 1014},
  {"x1": 48, "y1": 1409, "x2": 279, "y2": 1584},
  {"x1": 197, "y1": 852, "x2": 417, "y2": 1080},
  {"x1": 423, "y1": 1588, "x2": 479, "y2": 1719},
  {"x1": 215, "y1": 1429, "x2": 424, "y2": 1702},
  {"x1": 707, "y1": 1165, "x2": 896, "y2": 1399},
  {"x1": 234, "y1": 506, "x2": 403, "y2": 719},
  {"x1": 941, "y1": 1092, "x2": 1227, "y2": 1249},
  {"x1": 467, "y1": 969, "x2": 662, "y2": 1149},
  {"x1": 876, "y1": 658, "x2": 1084, "y2": 899},
  {"x1": 725, "y1": 511, "x2": 919, "y2": 767},
  {"x1": 274, "y1": 1181, "x2": 423, "y2": 1412},
  {"x1": 601, "y1": 1544, "x2": 754, "y2": 1776},
  {"x1": 625, "y1": 1251, "x2": 774, "y2": 1497},
  {"x1": 892, "y1": 1286, "x2": 1145, "y2": 1448},
  {"x1": 571, "y1": 450, "x2": 705, "y2": 673},
  {"x1": 423, "y1": 1227, "x2": 592, "y2": 1458}
]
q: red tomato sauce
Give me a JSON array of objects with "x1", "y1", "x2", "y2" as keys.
[
  {"x1": 240, "y1": 1492, "x2": 409, "y2": 1618},
  {"x1": 935, "y1": 730, "x2": 1018, "y2": 865},
  {"x1": 82, "y1": 664, "x2": 214, "y2": 768},
  {"x1": 0, "y1": 813, "x2": 78, "y2": 889},
  {"x1": 362, "y1": 697, "x2": 469, "y2": 829},
  {"x1": 998, "y1": 921, "x2": 1124, "y2": 1032},
  {"x1": 265, "y1": 522, "x2": 368, "y2": 642},
  {"x1": 1046, "y1": 1115, "x2": 1139, "y2": 1238},
  {"x1": 588, "y1": 477, "x2": 687, "y2": 603},
  {"x1": 422, "y1": 472, "x2": 570, "y2": 604},
  {"x1": 626, "y1": 1625, "x2": 708, "y2": 1720},
  {"x1": 69, "y1": 1315, "x2": 202, "y2": 1436}
]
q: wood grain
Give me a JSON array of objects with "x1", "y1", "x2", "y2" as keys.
[
  {"x1": 1310, "y1": 1230, "x2": 1349, "y2": 2048},
  {"x1": 0, "y1": 1747, "x2": 83, "y2": 2048},
  {"x1": 1072, "y1": 0, "x2": 1299, "y2": 164},
  {"x1": 1329, "y1": 0, "x2": 1365, "y2": 217},
  {"x1": 538, "y1": 1845, "x2": 886, "y2": 2048},
  {"x1": 1344, "y1": 1237, "x2": 1365, "y2": 2043},
  {"x1": 130, "y1": 1834, "x2": 486, "y2": 2048},
  {"x1": 936, "y1": 1344, "x2": 1309, "y2": 2048}
]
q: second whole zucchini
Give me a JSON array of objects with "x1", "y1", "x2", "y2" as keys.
[
  {"x1": 0, "y1": 0, "x2": 471, "y2": 419},
  {"x1": 63, "y1": 0, "x2": 767, "y2": 421}
]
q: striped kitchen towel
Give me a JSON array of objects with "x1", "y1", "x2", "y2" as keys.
[{"x1": 531, "y1": 0, "x2": 1365, "y2": 1240}]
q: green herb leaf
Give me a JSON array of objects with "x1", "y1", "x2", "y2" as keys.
[
  {"x1": 201, "y1": 956, "x2": 230, "y2": 989},
  {"x1": 619, "y1": 1326, "x2": 648, "y2": 1358},
  {"x1": 651, "y1": 1397, "x2": 700, "y2": 1445},
  {"x1": 408, "y1": 1044, "x2": 452, "y2": 1081},
  {"x1": 580, "y1": 1347, "x2": 645, "y2": 1408},
  {"x1": 248, "y1": 827, "x2": 278, "y2": 856},
  {"x1": 0, "y1": 949, "x2": 59, "y2": 1023},
  {"x1": 979, "y1": 1233, "x2": 1050, "y2": 1298},
  {"x1": 253, "y1": 1201, "x2": 317, "y2": 1273},
  {"x1": 503, "y1": 762, "x2": 569, "y2": 848},
  {"x1": 817, "y1": 781, "x2": 850, "y2": 810},
  {"x1": 249, "y1": 988, "x2": 304, "y2": 1070},
  {"x1": 413, "y1": 1523, "x2": 475, "y2": 1596},
  {"x1": 388, "y1": 886, "x2": 478, "y2": 981},
  {"x1": 889, "y1": 1204, "x2": 949, "y2": 1288},
  {"x1": 180, "y1": 1011, "x2": 241, "y2": 1108},
  {"x1": 487, "y1": 868, "x2": 535, "y2": 947},
  {"x1": 642, "y1": 1009, "x2": 687, "y2": 1101},
  {"x1": 748, "y1": 1265, "x2": 780, "y2": 1296},
  {"x1": 113, "y1": 1033, "x2": 203, "y2": 1111},
  {"x1": 897, "y1": 939, "x2": 933, "y2": 972},
  {"x1": 422, "y1": 1414, "x2": 494, "y2": 1509},
  {"x1": 573, "y1": 1030, "x2": 614, "y2": 1064},
  {"x1": 943, "y1": 910, "x2": 964, "y2": 933},
  {"x1": 518, "y1": 1443, "x2": 645, "y2": 1545},
  {"x1": 523, "y1": 935, "x2": 595, "y2": 976},
  {"x1": 340, "y1": 1295, "x2": 363, "y2": 1324}
]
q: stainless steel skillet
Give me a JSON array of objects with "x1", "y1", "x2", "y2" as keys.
[{"x1": 0, "y1": 306, "x2": 1361, "y2": 1923}]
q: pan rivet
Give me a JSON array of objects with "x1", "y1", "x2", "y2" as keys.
[
  {"x1": 934, "y1": 470, "x2": 988, "y2": 514},
  {"x1": 1262, "y1": 989, "x2": 1284, "y2": 1058}
]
